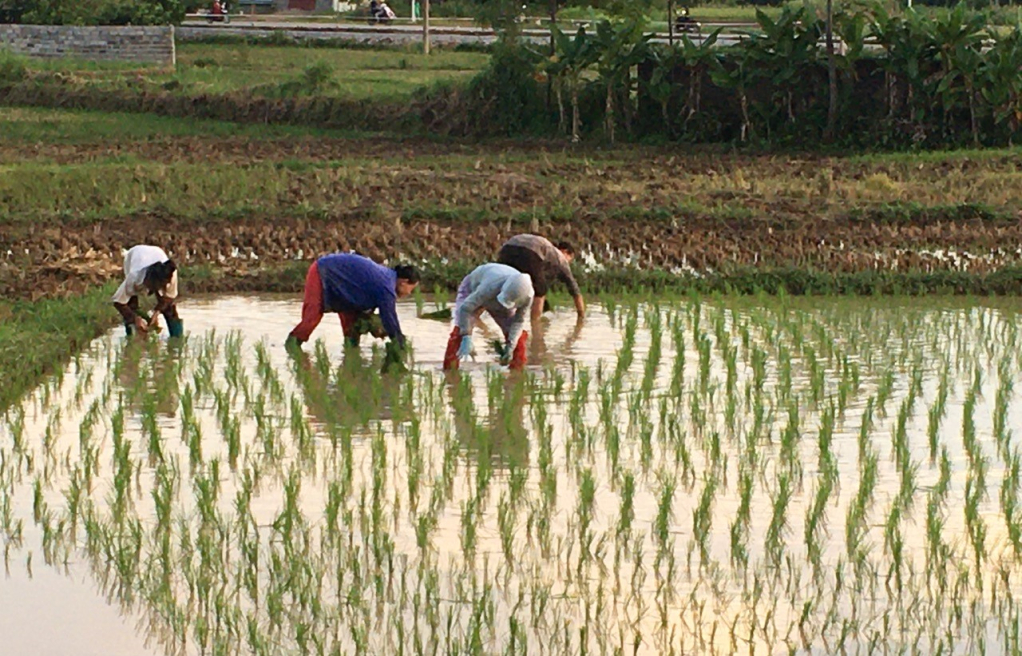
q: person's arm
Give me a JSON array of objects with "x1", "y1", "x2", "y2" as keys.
[
  {"x1": 574, "y1": 294, "x2": 586, "y2": 317},
  {"x1": 113, "y1": 301, "x2": 148, "y2": 332},
  {"x1": 557, "y1": 264, "x2": 585, "y2": 317},
  {"x1": 378, "y1": 295, "x2": 405, "y2": 347},
  {"x1": 112, "y1": 277, "x2": 147, "y2": 331},
  {"x1": 152, "y1": 294, "x2": 174, "y2": 321},
  {"x1": 455, "y1": 285, "x2": 493, "y2": 338}
]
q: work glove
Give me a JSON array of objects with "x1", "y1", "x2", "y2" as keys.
[
  {"x1": 499, "y1": 344, "x2": 513, "y2": 366},
  {"x1": 457, "y1": 335, "x2": 474, "y2": 359}
]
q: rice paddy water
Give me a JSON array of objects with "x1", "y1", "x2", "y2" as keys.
[{"x1": 3, "y1": 294, "x2": 1022, "y2": 655}]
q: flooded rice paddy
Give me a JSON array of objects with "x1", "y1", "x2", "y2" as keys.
[{"x1": 4, "y1": 294, "x2": 1022, "y2": 654}]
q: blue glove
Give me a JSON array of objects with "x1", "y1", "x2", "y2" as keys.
[{"x1": 457, "y1": 335, "x2": 474, "y2": 359}]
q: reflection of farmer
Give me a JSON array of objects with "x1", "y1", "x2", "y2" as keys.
[
  {"x1": 443, "y1": 264, "x2": 534, "y2": 371},
  {"x1": 497, "y1": 235, "x2": 585, "y2": 323},
  {"x1": 285, "y1": 253, "x2": 420, "y2": 352},
  {"x1": 116, "y1": 338, "x2": 183, "y2": 418},
  {"x1": 291, "y1": 348, "x2": 398, "y2": 430},
  {"x1": 446, "y1": 374, "x2": 529, "y2": 469},
  {"x1": 112, "y1": 245, "x2": 182, "y2": 338},
  {"x1": 528, "y1": 310, "x2": 586, "y2": 366}
]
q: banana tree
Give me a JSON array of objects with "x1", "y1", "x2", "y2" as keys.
[
  {"x1": 708, "y1": 45, "x2": 755, "y2": 142},
  {"x1": 646, "y1": 43, "x2": 684, "y2": 136},
  {"x1": 546, "y1": 24, "x2": 598, "y2": 142},
  {"x1": 869, "y1": 6, "x2": 937, "y2": 133},
  {"x1": 741, "y1": 6, "x2": 824, "y2": 129},
  {"x1": 592, "y1": 17, "x2": 652, "y2": 142},
  {"x1": 979, "y1": 27, "x2": 1022, "y2": 143},
  {"x1": 930, "y1": 4, "x2": 986, "y2": 144},
  {"x1": 678, "y1": 28, "x2": 722, "y2": 128}
]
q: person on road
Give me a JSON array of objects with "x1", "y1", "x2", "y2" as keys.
[
  {"x1": 112, "y1": 244, "x2": 182, "y2": 338},
  {"x1": 497, "y1": 234, "x2": 585, "y2": 323},
  {"x1": 286, "y1": 252, "x2": 420, "y2": 352},
  {"x1": 443, "y1": 263, "x2": 534, "y2": 371}
]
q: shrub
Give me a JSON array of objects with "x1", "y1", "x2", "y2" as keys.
[
  {"x1": 458, "y1": 39, "x2": 550, "y2": 135},
  {"x1": 0, "y1": 50, "x2": 28, "y2": 84}
]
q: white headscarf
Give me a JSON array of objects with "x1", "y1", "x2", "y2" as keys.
[{"x1": 497, "y1": 272, "x2": 533, "y2": 310}]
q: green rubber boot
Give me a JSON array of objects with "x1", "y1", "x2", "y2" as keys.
[
  {"x1": 285, "y1": 334, "x2": 304, "y2": 356},
  {"x1": 167, "y1": 318, "x2": 184, "y2": 338}
]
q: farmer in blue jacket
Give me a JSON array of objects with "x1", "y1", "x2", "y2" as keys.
[{"x1": 285, "y1": 253, "x2": 420, "y2": 352}]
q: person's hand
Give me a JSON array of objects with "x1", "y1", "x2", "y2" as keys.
[
  {"x1": 147, "y1": 315, "x2": 160, "y2": 330},
  {"x1": 575, "y1": 295, "x2": 586, "y2": 318},
  {"x1": 134, "y1": 316, "x2": 149, "y2": 334},
  {"x1": 371, "y1": 325, "x2": 388, "y2": 339},
  {"x1": 457, "y1": 335, "x2": 474, "y2": 359},
  {"x1": 499, "y1": 345, "x2": 512, "y2": 366}
]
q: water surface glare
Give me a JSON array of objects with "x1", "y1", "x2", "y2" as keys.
[{"x1": 3, "y1": 295, "x2": 1022, "y2": 654}]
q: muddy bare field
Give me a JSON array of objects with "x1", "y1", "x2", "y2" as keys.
[
  {"x1": 5, "y1": 137, "x2": 1022, "y2": 299},
  {"x1": 5, "y1": 211, "x2": 1022, "y2": 300}
]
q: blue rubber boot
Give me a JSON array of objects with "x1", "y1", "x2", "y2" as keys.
[{"x1": 167, "y1": 318, "x2": 184, "y2": 338}]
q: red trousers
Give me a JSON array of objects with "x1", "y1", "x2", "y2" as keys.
[
  {"x1": 289, "y1": 261, "x2": 358, "y2": 343},
  {"x1": 443, "y1": 326, "x2": 528, "y2": 371}
]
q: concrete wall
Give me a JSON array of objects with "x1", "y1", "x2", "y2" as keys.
[{"x1": 0, "y1": 25, "x2": 175, "y2": 66}]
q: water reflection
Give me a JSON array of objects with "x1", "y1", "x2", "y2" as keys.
[
  {"x1": 446, "y1": 372, "x2": 529, "y2": 470},
  {"x1": 115, "y1": 338, "x2": 183, "y2": 418},
  {"x1": 289, "y1": 344, "x2": 400, "y2": 431}
]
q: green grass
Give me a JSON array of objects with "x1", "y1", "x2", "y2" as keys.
[
  {"x1": 0, "y1": 106, "x2": 357, "y2": 143},
  {"x1": 12, "y1": 43, "x2": 489, "y2": 103},
  {"x1": 175, "y1": 43, "x2": 487, "y2": 100},
  {"x1": 0, "y1": 285, "x2": 118, "y2": 412}
]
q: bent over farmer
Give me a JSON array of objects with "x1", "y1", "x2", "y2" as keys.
[
  {"x1": 444, "y1": 263, "x2": 534, "y2": 371},
  {"x1": 497, "y1": 234, "x2": 585, "y2": 322},
  {"x1": 285, "y1": 253, "x2": 420, "y2": 352},
  {"x1": 112, "y1": 245, "x2": 182, "y2": 338}
]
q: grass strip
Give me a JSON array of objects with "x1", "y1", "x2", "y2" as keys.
[{"x1": 0, "y1": 284, "x2": 119, "y2": 412}]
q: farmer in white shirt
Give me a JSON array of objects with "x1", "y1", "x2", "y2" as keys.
[
  {"x1": 443, "y1": 263, "x2": 534, "y2": 371},
  {"x1": 112, "y1": 245, "x2": 182, "y2": 337}
]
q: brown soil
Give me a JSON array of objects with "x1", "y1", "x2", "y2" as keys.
[{"x1": 5, "y1": 212, "x2": 1022, "y2": 300}]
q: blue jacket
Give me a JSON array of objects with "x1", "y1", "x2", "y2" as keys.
[{"x1": 317, "y1": 253, "x2": 403, "y2": 344}]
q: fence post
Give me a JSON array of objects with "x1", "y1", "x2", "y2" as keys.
[{"x1": 423, "y1": 0, "x2": 430, "y2": 55}]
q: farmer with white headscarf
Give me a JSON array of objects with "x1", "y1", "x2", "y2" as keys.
[{"x1": 443, "y1": 263, "x2": 534, "y2": 371}]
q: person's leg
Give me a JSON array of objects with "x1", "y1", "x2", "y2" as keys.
[
  {"x1": 161, "y1": 302, "x2": 184, "y2": 338},
  {"x1": 443, "y1": 326, "x2": 463, "y2": 371},
  {"x1": 124, "y1": 296, "x2": 140, "y2": 336},
  {"x1": 509, "y1": 330, "x2": 529, "y2": 370},
  {"x1": 338, "y1": 311, "x2": 360, "y2": 348},
  {"x1": 289, "y1": 262, "x2": 324, "y2": 344}
]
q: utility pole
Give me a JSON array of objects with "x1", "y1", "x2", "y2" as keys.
[
  {"x1": 668, "y1": 0, "x2": 674, "y2": 47},
  {"x1": 548, "y1": 0, "x2": 557, "y2": 55},
  {"x1": 825, "y1": 0, "x2": 837, "y2": 141},
  {"x1": 423, "y1": 0, "x2": 430, "y2": 55}
]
